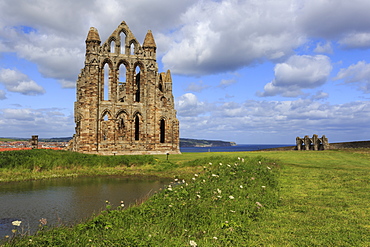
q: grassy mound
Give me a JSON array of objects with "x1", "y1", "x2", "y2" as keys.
[{"x1": 4, "y1": 156, "x2": 280, "y2": 246}]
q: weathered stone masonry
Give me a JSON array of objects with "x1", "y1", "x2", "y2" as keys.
[
  {"x1": 296, "y1": 134, "x2": 329, "y2": 151},
  {"x1": 70, "y1": 21, "x2": 180, "y2": 155}
]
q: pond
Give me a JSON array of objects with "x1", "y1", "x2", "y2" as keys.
[{"x1": 0, "y1": 177, "x2": 169, "y2": 239}]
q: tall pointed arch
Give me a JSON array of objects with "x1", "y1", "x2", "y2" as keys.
[
  {"x1": 103, "y1": 63, "x2": 110, "y2": 101},
  {"x1": 129, "y1": 39, "x2": 138, "y2": 55},
  {"x1": 119, "y1": 31, "x2": 126, "y2": 54},
  {"x1": 116, "y1": 110, "x2": 128, "y2": 141},
  {"x1": 134, "y1": 65, "x2": 142, "y2": 102},
  {"x1": 134, "y1": 112, "x2": 141, "y2": 140},
  {"x1": 118, "y1": 61, "x2": 128, "y2": 83},
  {"x1": 101, "y1": 59, "x2": 114, "y2": 102},
  {"x1": 117, "y1": 61, "x2": 128, "y2": 102},
  {"x1": 110, "y1": 39, "x2": 116, "y2": 53},
  {"x1": 100, "y1": 110, "x2": 112, "y2": 120},
  {"x1": 100, "y1": 110, "x2": 112, "y2": 142},
  {"x1": 160, "y1": 118, "x2": 166, "y2": 143}
]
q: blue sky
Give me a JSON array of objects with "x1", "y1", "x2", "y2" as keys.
[{"x1": 0, "y1": 0, "x2": 369, "y2": 144}]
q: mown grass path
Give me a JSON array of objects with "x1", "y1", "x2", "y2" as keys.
[{"x1": 243, "y1": 150, "x2": 370, "y2": 246}]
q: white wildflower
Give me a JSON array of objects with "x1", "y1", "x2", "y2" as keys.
[
  {"x1": 174, "y1": 178, "x2": 179, "y2": 182},
  {"x1": 168, "y1": 187, "x2": 173, "y2": 191},
  {"x1": 194, "y1": 174, "x2": 198, "y2": 177},
  {"x1": 239, "y1": 185, "x2": 243, "y2": 189},
  {"x1": 12, "y1": 221, "x2": 21, "y2": 227},
  {"x1": 242, "y1": 158, "x2": 244, "y2": 162},
  {"x1": 227, "y1": 164, "x2": 231, "y2": 167},
  {"x1": 217, "y1": 188, "x2": 222, "y2": 194},
  {"x1": 229, "y1": 195, "x2": 235, "y2": 199},
  {"x1": 196, "y1": 194, "x2": 201, "y2": 199},
  {"x1": 169, "y1": 205, "x2": 173, "y2": 207},
  {"x1": 267, "y1": 166, "x2": 271, "y2": 170},
  {"x1": 190, "y1": 240, "x2": 197, "y2": 247},
  {"x1": 261, "y1": 186, "x2": 266, "y2": 189},
  {"x1": 219, "y1": 163, "x2": 223, "y2": 166},
  {"x1": 192, "y1": 177, "x2": 196, "y2": 181},
  {"x1": 213, "y1": 236, "x2": 218, "y2": 240}
]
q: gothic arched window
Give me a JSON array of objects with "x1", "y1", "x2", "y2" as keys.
[
  {"x1": 103, "y1": 63, "x2": 110, "y2": 101},
  {"x1": 135, "y1": 114, "x2": 140, "y2": 140},
  {"x1": 134, "y1": 66, "x2": 141, "y2": 102},
  {"x1": 160, "y1": 119, "x2": 165, "y2": 143}
]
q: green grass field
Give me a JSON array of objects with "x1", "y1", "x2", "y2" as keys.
[{"x1": 1, "y1": 149, "x2": 369, "y2": 246}]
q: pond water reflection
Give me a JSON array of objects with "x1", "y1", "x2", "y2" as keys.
[{"x1": 0, "y1": 177, "x2": 168, "y2": 239}]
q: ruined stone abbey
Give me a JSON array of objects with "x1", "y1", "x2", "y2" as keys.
[{"x1": 69, "y1": 21, "x2": 180, "y2": 155}]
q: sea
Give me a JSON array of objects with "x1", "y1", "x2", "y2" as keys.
[{"x1": 180, "y1": 144, "x2": 293, "y2": 153}]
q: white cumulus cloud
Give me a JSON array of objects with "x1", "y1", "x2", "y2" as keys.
[
  {"x1": 335, "y1": 61, "x2": 370, "y2": 93},
  {"x1": 0, "y1": 107, "x2": 74, "y2": 137},
  {"x1": 258, "y1": 55, "x2": 332, "y2": 97},
  {"x1": 0, "y1": 68, "x2": 45, "y2": 95},
  {"x1": 314, "y1": 41, "x2": 333, "y2": 54},
  {"x1": 297, "y1": 0, "x2": 370, "y2": 49},
  {"x1": 162, "y1": 0, "x2": 304, "y2": 75},
  {"x1": 176, "y1": 93, "x2": 207, "y2": 117}
]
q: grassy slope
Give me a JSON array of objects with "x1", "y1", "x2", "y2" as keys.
[
  {"x1": 2, "y1": 149, "x2": 370, "y2": 246},
  {"x1": 157, "y1": 150, "x2": 370, "y2": 246},
  {"x1": 245, "y1": 150, "x2": 370, "y2": 246}
]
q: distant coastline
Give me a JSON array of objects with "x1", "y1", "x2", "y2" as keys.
[
  {"x1": 1, "y1": 137, "x2": 369, "y2": 150},
  {"x1": 180, "y1": 138, "x2": 236, "y2": 147}
]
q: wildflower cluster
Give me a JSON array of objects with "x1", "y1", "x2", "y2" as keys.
[{"x1": 138, "y1": 155, "x2": 280, "y2": 245}]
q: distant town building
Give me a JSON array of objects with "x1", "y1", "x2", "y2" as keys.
[
  {"x1": 69, "y1": 21, "x2": 180, "y2": 155},
  {"x1": 31, "y1": 135, "x2": 38, "y2": 149}
]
